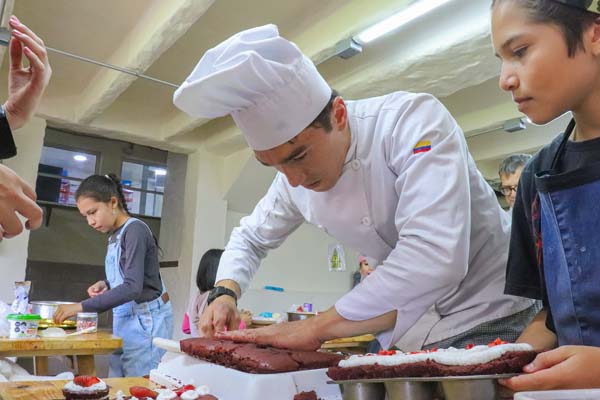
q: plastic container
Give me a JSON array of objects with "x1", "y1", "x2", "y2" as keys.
[
  {"x1": 77, "y1": 312, "x2": 98, "y2": 333},
  {"x1": 7, "y1": 314, "x2": 41, "y2": 339},
  {"x1": 59, "y1": 170, "x2": 70, "y2": 205},
  {"x1": 121, "y1": 180, "x2": 134, "y2": 207}
]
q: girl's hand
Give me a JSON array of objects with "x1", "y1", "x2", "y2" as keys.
[
  {"x1": 53, "y1": 303, "x2": 82, "y2": 324},
  {"x1": 87, "y1": 280, "x2": 108, "y2": 297}
]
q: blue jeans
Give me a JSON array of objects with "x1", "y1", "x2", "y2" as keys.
[{"x1": 109, "y1": 296, "x2": 173, "y2": 377}]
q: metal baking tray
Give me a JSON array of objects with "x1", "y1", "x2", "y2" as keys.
[
  {"x1": 330, "y1": 373, "x2": 518, "y2": 400},
  {"x1": 38, "y1": 318, "x2": 77, "y2": 330}
]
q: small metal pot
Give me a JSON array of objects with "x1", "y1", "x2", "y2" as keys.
[
  {"x1": 340, "y1": 382, "x2": 386, "y2": 400},
  {"x1": 30, "y1": 301, "x2": 77, "y2": 320},
  {"x1": 385, "y1": 381, "x2": 439, "y2": 400},
  {"x1": 287, "y1": 311, "x2": 316, "y2": 322}
]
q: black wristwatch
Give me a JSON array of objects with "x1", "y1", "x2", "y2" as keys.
[{"x1": 207, "y1": 286, "x2": 238, "y2": 306}]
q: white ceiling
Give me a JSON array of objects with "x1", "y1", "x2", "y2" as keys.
[{"x1": 0, "y1": 0, "x2": 566, "y2": 213}]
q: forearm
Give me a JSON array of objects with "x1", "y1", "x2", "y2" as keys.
[
  {"x1": 312, "y1": 307, "x2": 397, "y2": 343},
  {"x1": 516, "y1": 308, "x2": 557, "y2": 351}
]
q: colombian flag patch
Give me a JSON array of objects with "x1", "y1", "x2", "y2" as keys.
[{"x1": 413, "y1": 140, "x2": 432, "y2": 154}]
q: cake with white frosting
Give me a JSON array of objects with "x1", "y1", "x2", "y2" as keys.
[
  {"x1": 62, "y1": 376, "x2": 109, "y2": 400},
  {"x1": 327, "y1": 338, "x2": 537, "y2": 381}
]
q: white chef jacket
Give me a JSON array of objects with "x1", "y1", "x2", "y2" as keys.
[{"x1": 217, "y1": 91, "x2": 534, "y2": 349}]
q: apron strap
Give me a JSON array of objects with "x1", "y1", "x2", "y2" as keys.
[{"x1": 550, "y1": 118, "x2": 576, "y2": 170}]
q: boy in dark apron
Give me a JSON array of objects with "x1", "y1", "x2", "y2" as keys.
[{"x1": 491, "y1": 0, "x2": 600, "y2": 391}]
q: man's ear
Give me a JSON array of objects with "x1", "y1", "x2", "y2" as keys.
[
  {"x1": 589, "y1": 17, "x2": 600, "y2": 56},
  {"x1": 331, "y1": 96, "x2": 347, "y2": 131}
]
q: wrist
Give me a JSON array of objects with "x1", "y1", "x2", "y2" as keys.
[
  {"x1": 214, "y1": 279, "x2": 241, "y2": 298},
  {"x1": 207, "y1": 286, "x2": 238, "y2": 306},
  {"x1": 2, "y1": 102, "x2": 19, "y2": 131}
]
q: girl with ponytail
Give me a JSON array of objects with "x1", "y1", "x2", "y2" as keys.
[{"x1": 53, "y1": 173, "x2": 173, "y2": 377}]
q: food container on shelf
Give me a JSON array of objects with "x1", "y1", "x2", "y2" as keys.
[
  {"x1": 287, "y1": 311, "x2": 317, "y2": 322},
  {"x1": 7, "y1": 314, "x2": 41, "y2": 339},
  {"x1": 77, "y1": 312, "x2": 98, "y2": 333}
]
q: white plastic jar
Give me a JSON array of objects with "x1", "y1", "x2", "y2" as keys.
[
  {"x1": 77, "y1": 312, "x2": 98, "y2": 333},
  {"x1": 7, "y1": 314, "x2": 41, "y2": 339}
]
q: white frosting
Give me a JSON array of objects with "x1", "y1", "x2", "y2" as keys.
[
  {"x1": 196, "y1": 385, "x2": 210, "y2": 396},
  {"x1": 156, "y1": 388, "x2": 178, "y2": 400},
  {"x1": 339, "y1": 343, "x2": 533, "y2": 368},
  {"x1": 63, "y1": 379, "x2": 107, "y2": 393},
  {"x1": 181, "y1": 390, "x2": 200, "y2": 400}
]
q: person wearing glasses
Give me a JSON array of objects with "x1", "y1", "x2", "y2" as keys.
[{"x1": 498, "y1": 154, "x2": 532, "y2": 213}]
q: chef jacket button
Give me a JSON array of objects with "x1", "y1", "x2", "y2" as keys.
[
  {"x1": 361, "y1": 217, "x2": 372, "y2": 226},
  {"x1": 351, "y1": 160, "x2": 361, "y2": 170}
]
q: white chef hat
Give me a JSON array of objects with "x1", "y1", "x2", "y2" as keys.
[{"x1": 173, "y1": 24, "x2": 332, "y2": 151}]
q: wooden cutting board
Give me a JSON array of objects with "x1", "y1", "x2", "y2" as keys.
[{"x1": 0, "y1": 377, "x2": 148, "y2": 400}]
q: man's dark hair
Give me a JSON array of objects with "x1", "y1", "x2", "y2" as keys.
[
  {"x1": 196, "y1": 249, "x2": 224, "y2": 292},
  {"x1": 307, "y1": 89, "x2": 339, "y2": 132},
  {"x1": 492, "y1": 0, "x2": 598, "y2": 57},
  {"x1": 498, "y1": 153, "x2": 532, "y2": 176}
]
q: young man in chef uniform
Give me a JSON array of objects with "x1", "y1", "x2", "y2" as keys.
[{"x1": 173, "y1": 25, "x2": 535, "y2": 351}]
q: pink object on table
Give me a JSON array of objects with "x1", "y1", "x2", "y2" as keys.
[{"x1": 181, "y1": 312, "x2": 191, "y2": 334}]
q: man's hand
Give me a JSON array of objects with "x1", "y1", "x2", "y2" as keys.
[
  {"x1": 198, "y1": 295, "x2": 240, "y2": 338},
  {"x1": 53, "y1": 303, "x2": 83, "y2": 324},
  {"x1": 217, "y1": 307, "x2": 397, "y2": 351},
  {"x1": 87, "y1": 281, "x2": 108, "y2": 297},
  {"x1": 500, "y1": 346, "x2": 600, "y2": 391},
  {"x1": 4, "y1": 15, "x2": 52, "y2": 130},
  {"x1": 0, "y1": 164, "x2": 42, "y2": 239},
  {"x1": 216, "y1": 318, "x2": 323, "y2": 351}
]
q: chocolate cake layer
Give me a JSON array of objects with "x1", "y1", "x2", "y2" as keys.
[
  {"x1": 326, "y1": 350, "x2": 536, "y2": 381},
  {"x1": 180, "y1": 338, "x2": 343, "y2": 374},
  {"x1": 62, "y1": 389, "x2": 110, "y2": 400}
]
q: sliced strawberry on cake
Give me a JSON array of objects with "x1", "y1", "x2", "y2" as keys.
[{"x1": 63, "y1": 375, "x2": 109, "y2": 400}]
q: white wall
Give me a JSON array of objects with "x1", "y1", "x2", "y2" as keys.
[
  {"x1": 0, "y1": 117, "x2": 47, "y2": 303},
  {"x1": 225, "y1": 210, "x2": 358, "y2": 316},
  {"x1": 164, "y1": 150, "x2": 227, "y2": 340}
]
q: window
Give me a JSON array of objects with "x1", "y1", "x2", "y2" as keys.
[
  {"x1": 36, "y1": 146, "x2": 97, "y2": 206},
  {"x1": 121, "y1": 161, "x2": 166, "y2": 217}
]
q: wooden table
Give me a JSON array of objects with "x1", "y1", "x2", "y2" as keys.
[
  {"x1": 0, "y1": 377, "x2": 147, "y2": 400},
  {"x1": 0, "y1": 331, "x2": 122, "y2": 376}
]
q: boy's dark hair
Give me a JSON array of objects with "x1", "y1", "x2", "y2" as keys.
[
  {"x1": 196, "y1": 249, "x2": 224, "y2": 292},
  {"x1": 307, "y1": 89, "x2": 339, "y2": 132},
  {"x1": 492, "y1": 0, "x2": 598, "y2": 57},
  {"x1": 75, "y1": 173, "x2": 130, "y2": 214}
]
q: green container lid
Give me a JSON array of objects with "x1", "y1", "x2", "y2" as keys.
[{"x1": 7, "y1": 314, "x2": 41, "y2": 320}]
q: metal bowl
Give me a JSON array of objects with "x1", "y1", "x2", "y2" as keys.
[
  {"x1": 30, "y1": 301, "x2": 77, "y2": 320},
  {"x1": 287, "y1": 311, "x2": 316, "y2": 322}
]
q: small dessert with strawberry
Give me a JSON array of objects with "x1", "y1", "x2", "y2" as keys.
[{"x1": 63, "y1": 375, "x2": 109, "y2": 400}]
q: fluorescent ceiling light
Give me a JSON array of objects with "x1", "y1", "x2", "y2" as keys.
[
  {"x1": 153, "y1": 168, "x2": 167, "y2": 176},
  {"x1": 356, "y1": 0, "x2": 453, "y2": 44},
  {"x1": 73, "y1": 155, "x2": 87, "y2": 162}
]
